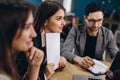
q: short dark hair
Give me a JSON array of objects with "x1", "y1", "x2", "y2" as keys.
[
  {"x1": 85, "y1": 2, "x2": 104, "y2": 16},
  {"x1": 34, "y1": 1, "x2": 65, "y2": 33}
]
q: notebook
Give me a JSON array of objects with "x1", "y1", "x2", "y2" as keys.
[
  {"x1": 88, "y1": 59, "x2": 108, "y2": 76},
  {"x1": 106, "y1": 51, "x2": 120, "y2": 80},
  {"x1": 73, "y1": 74, "x2": 105, "y2": 80},
  {"x1": 73, "y1": 51, "x2": 120, "y2": 80}
]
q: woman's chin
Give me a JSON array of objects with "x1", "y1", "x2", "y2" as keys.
[
  {"x1": 23, "y1": 43, "x2": 33, "y2": 51},
  {"x1": 28, "y1": 42, "x2": 33, "y2": 48}
]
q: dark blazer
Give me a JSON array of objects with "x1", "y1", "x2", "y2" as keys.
[
  {"x1": 61, "y1": 24, "x2": 119, "y2": 62},
  {"x1": 16, "y1": 31, "x2": 46, "y2": 80},
  {"x1": 33, "y1": 31, "x2": 47, "y2": 80}
]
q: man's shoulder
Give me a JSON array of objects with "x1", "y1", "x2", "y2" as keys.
[
  {"x1": 73, "y1": 24, "x2": 85, "y2": 32},
  {"x1": 101, "y1": 26, "x2": 114, "y2": 39},
  {"x1": 101, "y1": 26, "x2": 111, "y2": 31},
  {"x1": 101, "y1": 26, "x2": 112, "y2": 33}
]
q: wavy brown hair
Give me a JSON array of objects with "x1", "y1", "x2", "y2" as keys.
[{"x1": 0, "y1": 1, "x2": 34, "y2": 80}]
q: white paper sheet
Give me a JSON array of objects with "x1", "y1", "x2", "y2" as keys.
[{"x1": 46, "y1": 33, "x2": 60, "y2": 70}]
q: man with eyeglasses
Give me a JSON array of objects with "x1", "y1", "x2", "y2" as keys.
[{"x1": 61, "y1": 2, "x2": 119, "y2": 69}]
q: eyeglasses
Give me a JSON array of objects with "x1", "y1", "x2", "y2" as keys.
[{"x1": 87, "y1": 18, "x2": 103, "y2": 25}]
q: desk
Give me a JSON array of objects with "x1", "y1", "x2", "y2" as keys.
[{"x1": 49, "y1": 61, "x2": 110, "y2": 80}]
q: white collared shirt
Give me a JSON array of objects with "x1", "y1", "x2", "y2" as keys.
[
  {"x1": 41, "y1": 30, "x2": 46, "y2": 47},
  {"x1": 41, "y1": 31, "x2": 47, "y2": 80}
]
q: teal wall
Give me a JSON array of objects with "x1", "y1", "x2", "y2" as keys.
[
  {"x1": 27, "y1": 0, "x2": 41, "y2": 8},
  {"x1": 27, "y1": 0, "x2": 100, "y2": 22},
  {"x1": 27, "y1": 0, "x2": 120, "y2": 22}
]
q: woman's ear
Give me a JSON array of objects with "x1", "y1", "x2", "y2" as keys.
[{"x1": 44, "y1": 20, "x2": 48, "y2": 26}]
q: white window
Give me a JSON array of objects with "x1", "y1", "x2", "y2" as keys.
[{"x1": 63, "y1": 0, "x2": 72, "y2": 13}]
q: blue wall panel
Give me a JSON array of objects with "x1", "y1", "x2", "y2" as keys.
[
  {"x1": 27, "y1": 0, "x2": 120, "y2": 22},
  {"x1": 27, "y1": 0, "x2": 41, "y2": 8}
]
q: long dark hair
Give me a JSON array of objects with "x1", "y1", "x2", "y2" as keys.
[
  {"x1": 34, "y1": 0, "x2": 65, "y2": 33},
  {"x1": 0, "y1": 1, "x2": 33, "y2": 80}
]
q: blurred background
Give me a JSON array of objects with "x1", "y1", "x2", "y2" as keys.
[{"x1": 28, "y1": 0, "x2": 120, "y2": 49}]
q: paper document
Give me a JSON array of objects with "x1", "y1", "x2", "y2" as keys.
[
  {"x1": 46, "y1": 33, "x2": 60, "y2": 70},
  {"x1": 88, "y1": 59, "x2": 108, "y2": 76}
]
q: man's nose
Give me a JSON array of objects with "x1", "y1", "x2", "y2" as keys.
[{"x1": 93, "y1": 21, "x2": 99, "y2": 26}]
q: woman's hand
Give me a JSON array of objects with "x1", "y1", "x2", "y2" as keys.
[
  {"x1": 25, "y1": 47, "x2": 44, "y2": 80},
  {"x1": 26, "y1": 47, "x2": 44, "y2": 67},
  {"x1": 58, "y1": 56, "x2": 67, "y2": 69},
  {"x1": 45, "y1": 63, "x2": 55, "y2": 79}
]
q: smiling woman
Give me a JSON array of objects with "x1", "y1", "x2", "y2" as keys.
[
  {"x1": 0, "y1": 1, "x2": 44, "y2": 80},
  {"x1": 12, "y1": 10, "x2": 36, "y2": 52},
  {"x1": 16, "y1": 1, "x2": 67, "y2": 80},
  {"x1": 33, "y1": 1, "x2": 67, "y2": 79}
]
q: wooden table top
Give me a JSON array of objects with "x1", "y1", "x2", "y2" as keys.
[{"x1": 49, "y1": 61, "x2": 110, "y2": 80}]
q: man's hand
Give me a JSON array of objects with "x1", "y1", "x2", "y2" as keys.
[{"x1": 73, "y1": 56, "x2": 94, "y2": 69}]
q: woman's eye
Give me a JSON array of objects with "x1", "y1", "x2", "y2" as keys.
[
  {"x1": 57, "y1": 18, "x2": 61, "y2": 20},
  {"x1": 24, "y1": 23, "x2": 33, "y2": 29},
  {"x1": 25, "y1": 25, "x2": 30, "y2": 29}
]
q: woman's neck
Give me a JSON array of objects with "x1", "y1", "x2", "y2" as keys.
[{"x1": 43, "y1": 26, "x2": 51, "y2": 33}]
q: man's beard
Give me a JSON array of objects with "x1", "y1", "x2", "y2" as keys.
[{"x1": 87, "y1": 26, "x2": 99, "y2": 32}]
